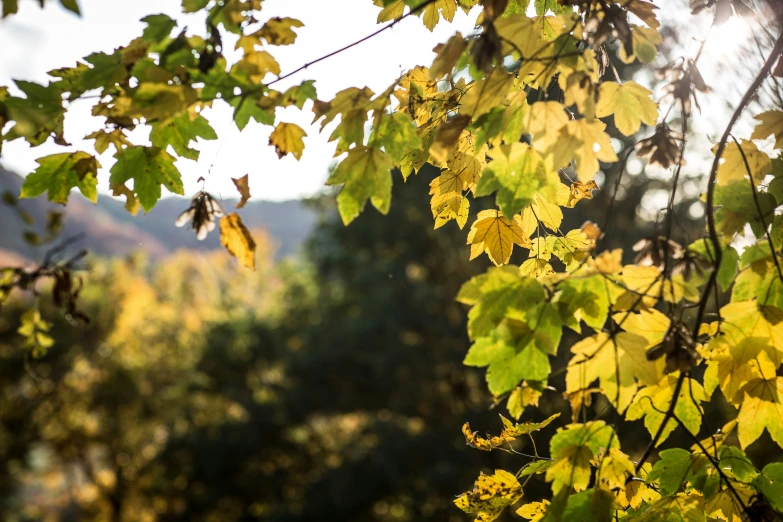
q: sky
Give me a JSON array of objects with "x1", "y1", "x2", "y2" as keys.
[
  {"x1": 0, "y1": 0, "x2": 773, "y2": 204},
  {"x1": 0, "y1": 0, "x2": 480, "y2": 201}
]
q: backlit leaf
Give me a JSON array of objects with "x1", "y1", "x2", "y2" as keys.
[{"x1": 220, "y1": 213, "x2": 256, "y2": 270}]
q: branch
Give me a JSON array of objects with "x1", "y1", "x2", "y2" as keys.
[
  {"x1": 730, "y1": 134, "x2": 783, "y2": 282},
  {"x1": 267, "y1": 0, "x2": 438, "y2": 87},
  {"x1": 693, "y1": 30, "x2": 783, "y2": 338}
]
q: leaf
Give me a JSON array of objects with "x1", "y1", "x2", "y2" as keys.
[
  {"x1": 59, "y1": 0, "x2": 80, "y2": 14},
  {"x1": 566, "y1": 332, "x2": 661, "y2": 413},
  {"x1": 626, "y1": 374, "x2": 706, "y2": 445},
  {"x1": 636, "y1": 493, "x2": 704, "y2": 522},
  {"x1": 500, "y1": 412, "x2": 560, "y2": 437},
  {"x1": 646, "y1": 448, "x2": 694, "y2": 495},
  {"x1": 454, "y1": 469, "x2": 523, "y2": 521},
  {"x1": 4, "y1": 80, "x2": 66, "y2": 146},
  {"x1": 430, "y1": 32, "x2": 467, "y2": 79},
  {"x1": 751, "y1": 110, "x2": 783, "y2": 148},
  {"x1": 753, "y1": 462, "x2": 783, "y2": 511},
  {"x1": 256, "y1": 17, "x2": 303, "y2": 46},
  {"x1": 421, "y1": 0, "x2": 457, "y2": 31},
  {"x1": 595, "y1": 81, "x2": 658, "y2": 137},
  {"x1": 467, "y1": 210, "x2": 531, "y2": 265},
  {"x1": 736, "y1": 376, "x2": 783, "y2": 449},
  {"x1": 269, "y1": 122, "x2": 307, "y2": 160},
  {"x1": 85, "y1": 128, "x2": 131, "y2": 155},
  {"x1": 326, "y1": 146, "x2": 393, "y2": 225},
  {"x1": 141, "y1": 14, "x2": 176, "y2": 42},
  {"x1": 150, "y1": 112, "x2": 217, "y2": 161},
  {"x1": 373, "y1": 112, "x2": 422, "y2": 164},
  {"x1": 551, "y1": 119, "x2": 618, "y2": 180},
  {"x1": 109, "y1": 146, "x2": 184, "y2": 212},
  {"x1": 714, "y1": 139, "x2": 772, "y2": 184},
  {"x1": 20, "y1": 151, "x2": 99, "y2": 205},
  {"x1": 476, "y1": 142, "x2": 559, "y2": 218},
  {"x1": 232, "y1": 174, "x2": 251, "y2": 208},
  {"x1": 546, "y1": 421, "x2": 618, "y2": 492},
  {"x1": 220, "y1": 213, "x2": 256, "y2": 270},
  {"x1": 516, "y1": 500, "x2": 549, "y2": 521},
  {"x1": 525, "y1": 101, "x2": 569, "y2": 156},
  {"x1": 618, "y1": 26, "x2": 662, "y2": 64},
  {"x1": 560, "y1": 487, "x2": 615, "y2": 522},
  {"x1": 375, "y1": 0, "x2": 405, "y2": 22},
  {"x1": 507, "y1": 382, "x2": 543, "y2": 418},
  {"x1": 460, "y1": 68, "x2": 514, "y2": 119}
]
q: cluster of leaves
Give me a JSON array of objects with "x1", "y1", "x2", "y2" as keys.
[{"x1": 3, "y1": 0, "x2": 783, "y2": 519}]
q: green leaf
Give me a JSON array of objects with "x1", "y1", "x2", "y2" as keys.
[
  {"x1": 547, "y1": 421, "x2": 618, "y2": 492},
  {"x1": 373, "y1": 112, "x2": 422, "y2": 164},
  {"x1": 717, "y1": 446, "x2": 757, "y2": 482},
  {"x1": 150, "y1": 112, "x2": 217, "y2": 161},
  {"x1": 476, "y1": 142, "x2": 559, "y2": 218},
  {"x1": 282, "y1": 80, "x2": 317, "y2": 109},
  {"x1": 59, "y1": 0, "x2": 79, "y2": 14},
  {"x1": 20, "y1": 152, "x2": 99, "y2": 205},
  {"x1": 646, "y1": 448, "x2": 693, "y2": 496},
  {"x1": 557, "y1": 274, "x2": 610, "y2": 332},
  {"x1": 561, "y1": 488, "x2": 614, "y2": 522},
  {"x1": 753, "y1": 462, "x2": 783, "y2": 511},
  {"x1": 183, "y1": 0, "x2": 210, "y2": 12},
  {"x1": 713, "y1": 181, "x2": 776, "y2": 239},
  {"x1": 326, "y1": 146, "x2": 394, "y2": 225},
  {"x1": 231, "y1": 96, "x2": 275, "y2": 130},
  {"x1": 141, "y1": 14, "x2": 177, "y2": 42},
  {"x1": 2, "y1": 0, "x2": 18, "y2": 17},
  {"x1": 109, "y1": 146, "x2": 183, "y2": 212},
  {"x1": 4, "y1": 80, "x2": 66, "y2": 146},
  {"x1": 534, "y1": 0, "x2": 570, "y2": 15}
]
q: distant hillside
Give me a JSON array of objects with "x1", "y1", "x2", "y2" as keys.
[{"x1": 0, "y1": 167, "x2": 317, "y2": 262}]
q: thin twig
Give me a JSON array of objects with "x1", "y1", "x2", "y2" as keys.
[{"x1": 267, "y1": 0, "x2": 438, "y2": 87}]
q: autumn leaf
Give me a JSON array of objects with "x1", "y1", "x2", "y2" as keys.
[
  {"x1": 546, "y1": 421, "x2": 618, "y2": 492},
  {"x1": 618, "y1": 25, "x2": 662, "y2": 64},
  {"x1": 454, "y1": 469, "x2": 523, "y2": 521},
  {"x1": 255, "y1": 17, "x2": 303, "y2": 46},
  {"x1": 110, "y1": 146, "x2": 184, "y2": 212},
  {"x1": 326, "y1": 145, "x2": 393, "y2": 225},
  {"x1": 269, "y1": 122, "x2": 307, "y2": 160},
  {"x1": 232, "y1": 174, "x2": 251, "y2": 208},
  {"x1": 476, "y1": 142, "x2": 559, "y2": 218},
  {"x1": 596, "y1": 81, "x2": 658, "y2": 137},
  {"x1": 551, "y1": 118, "x2": 618, "y2": 180},
  {"x1": 20, "y1": 151, "x2": 99, "y2": 205},
  {"x1": 467, "y1": 210, "x2": 531, "y2": 265},
  {"x1": 751, "y1": 110, "x2": 783, "y2": 149},
  {"x1": 149, "y1": 112, "x2": 217, "y2": 161},
  {"x1": 460, "y1": 68, "x2": 514, "y2": 119},
  {"x1": 220, "y1": 213, "x2": 256, "y2": 270},
  {"x1": 714, "y1": 138, "x2": 772, "y2": 184},
  {"x1": 421, "y1": 0, "x2": 457, "y2": 31}
]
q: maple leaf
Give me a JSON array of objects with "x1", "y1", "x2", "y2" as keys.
[
  {"x1": 476, "y1": 142, "x2": 559, "y2": 218},
  {"x1": 421, "y1": 0, "x2": 457, "y2": 31},
  {"x1": 618, "y1": 25, "x2": 662, "y2": 64},
  {"x1": 566, "y1": 332, "x2": 660, "y2": 413},
  {"x1": 751, "y1": 110, "x2": 783, "y2": 149},
  {"x1": 546, "y1": 421, "x2": 618, "y2": 492},
  {"x1": 85, "y1": 128, "x2": 131, "y2": 155},
  {"x1": 269, "y1": 122, "x2": 307, "y2": 160},
  {"x1": 255, "y1": 17, "x2": 303, "y2": 46},
  {"x1": 232, "y1": 174, "x2": 251, "y2": 209},
  {"x1": 467, "y1": 210, "x2": 531, "y2": 265},
  {"x1": 231, "y1": 51, "x2": 281, "y2": 83},
  {"x1": 20, "y1": 151, "x2": 99, "y2": 205},
  {"x1": 220, "y1": 213, "x2": 256, "y2": 270},
  {"x1": 372, "y1": 112, "x2": 422, "y2": 164},
  {"x1": 109, "y1": 146, "x2": 184, "y2": 212},
  {"x1": 714, "y1": 138, "x2": 772, "y2": 184},
  {"x1": 596, "y1": 80, "x2": 658, "y2": 137},
  {"x1": 374, "y1": 0, "x2": 404, "y2": 22},
  {"x1": 516, "y1": 500, "x2": 549, "y2": 521},
  {"x1": 626, "y1": 374, "x2": 706, "y2": 444},
  {"x1": 551, "y1": 119, "x2": 618, "y2": 180},
  {"x1": 149, "y1": 112, "x2": 217, "y2": 161},
  {"x1": 4, "y1": 80, "x2": 66, "y2": 146},
  {"x1": 314, "y1": 87, "x2": 374, "y2": 154},
  {"x1": 454, "y1": 469, "x2": 523, "y2": 521},
  {"x1": 430, "y1": 32, "x2": 467, "y2": 79},
  {"x1": 525, "y1": 101, "x2": 570, "y2": 158},
  {"x1": 326, "y1": 145, "x2": 393, "y2": 225},
  {"x1": 460, "y1": 68, "x2": 514, "y2": 119}
]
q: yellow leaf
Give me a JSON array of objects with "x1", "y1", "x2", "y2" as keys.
[
  {"x1": 597, "y1": 448, "x2": 635, "y2": 490},
  {"x1": 467, "y1": 209, "x2": 531, "y2": 265},
  {"x1": 454, "y1": 469, "x2": 523, "y2": 521},
  {"x1": 736, "y1": 375, "x2": 783, "y2": 449},
  {"x1": 430, "y1": 32, "x2": 467, "y2": 79},
  {"x1": 269, "y1": 122, "x2": 306, "y2": 160},
  {"x1": 231, "y1": 174, "x2": 251, "y2": 208},
  {"x1": 429, "y1": 114, "x2": 471, "y2": 164},
  {"x1": 565, "y1": 180, "x2": 598, "y2": 207},
  {"x1": 551, "y1": 118, "x2": 618, "y2": 180},
  {"x1": 255, "y1": 17, "x2": 303, "y2": 46},
  {"x1": 596, "y1": 81, "x2": 658, "y2": 137},
  {"x1": 566, "y1": 332, "x2": 660, "y2": 412},
  {"x1": 220, "y1": 213, "x2": 256, "y2": 270},
  {"x1": 516, "y1": 500, "x2": 549, "y2": 521},
  {"x1": 618, "y1": 26, "x2": 662, "y2": 64},
  {"x1": 434, "y1": 195, "x2": 469, "y2": 229},
  {"x1": 421, "y1": 0, "x2": 457, "y2": 31},
  {"x1": 613, "y1": 308, "x2": 670, "y2": 347},
  {"x1": 626, "y1": 374, "x2": 706, "y2": 444},
  {"x1": 460, "y1": 68, "x2": 514, "y2": 119},
  {"x1": 713, "y1": 138, "x2": 772, "y2": 184},
  {"x1": 751, "y1": 110, "x2": 783, "y2": 149},
  {"x1": 374, "y1": 0, "x2": 404, "y2": 22},
  {"x1": 525, "y1": 101, "x2": 569, "y2": 157}
]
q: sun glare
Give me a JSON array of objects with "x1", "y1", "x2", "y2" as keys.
[{"x1": 702, "y1": 16, "x2": 753, "y2": 59}]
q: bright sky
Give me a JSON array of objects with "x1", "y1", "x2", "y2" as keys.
[
  {"x1": 0, "y1": 0, "x2": 480, "y2": 201},
  {"x1": 0, "y1": 0, "x2": 772, "y2": 204}
]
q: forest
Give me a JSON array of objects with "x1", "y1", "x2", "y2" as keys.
[{"x1": 2, "y1": 0, "x2": 783, "y2": 520}]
